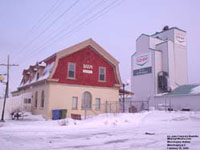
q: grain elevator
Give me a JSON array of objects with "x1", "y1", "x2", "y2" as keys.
[{"x1": 131, "y1": 26, "x2": 188, "y2": 106}]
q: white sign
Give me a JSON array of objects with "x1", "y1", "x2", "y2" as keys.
[
  {"x1": 133, "y1": 52, "x2": 152, "y2": 70},
  {"x1": 175, "y1": 33, "x2": 186, "y2": 47},
  {"x1": 83, "y1": 69, "x2": 93, "y2": 74}
]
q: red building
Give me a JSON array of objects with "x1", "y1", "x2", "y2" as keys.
[{"x1": 17, "y1": 39, "x2": 122, "y2": 119}]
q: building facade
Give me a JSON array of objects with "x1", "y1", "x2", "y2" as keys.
[
  {"x1": 131, "y1": 27, "x2": 188, "y2": 106},
  {"x1": 17, "y1": 39, "x2": 122, "y2": 119}
]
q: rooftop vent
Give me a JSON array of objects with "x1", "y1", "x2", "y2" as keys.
[{"x1": 163, "y1": 26, "x2": 169, "y2": 31}]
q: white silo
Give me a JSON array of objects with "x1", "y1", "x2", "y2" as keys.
[{"x1": 131, "y1": 26, "x2": 188, "y2": 106}]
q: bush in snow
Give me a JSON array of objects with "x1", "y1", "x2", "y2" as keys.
[{"x1": 58, "y1": 119, "x2": 69, "y2": 126}]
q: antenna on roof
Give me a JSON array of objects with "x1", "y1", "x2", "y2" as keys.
[{"x1": 163, "y1": 26, "x2": 169, "y2": 31}]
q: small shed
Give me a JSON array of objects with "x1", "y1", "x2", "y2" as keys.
[{"x1": 154, "y1": 84, "x2": 200, "y2": 111}]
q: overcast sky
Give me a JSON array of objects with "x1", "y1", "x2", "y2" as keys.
[{"x1": 0, "y1": 0, "x2": 200, "y2": 96}]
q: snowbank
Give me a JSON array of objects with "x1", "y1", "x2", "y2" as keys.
[{"x1": 1, "y1": 110, "x2": 200, "y2": 150}]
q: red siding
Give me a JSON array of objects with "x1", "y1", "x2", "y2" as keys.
[{"x1": 52, "y1": 46, "x2": 118, "y2": 87}]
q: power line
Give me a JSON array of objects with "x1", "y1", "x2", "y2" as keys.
[
  {"x1": 29, "y1": 0, "x2": 65, "y2": 34},
  {"x1": 19, "y1": 0, "x2": 105, "y2": 59},
  {"x1": 11, "y1": 0, "x2": 63, "y2": 59},
  {"x1": 32, "y1": 0, "x2": 102, "y2": 50},
  {"x1": 18, "y1": 0, "x2": 122, "y2": 64},
  {"x1": 82, "y1": 0, "x2": 123, "y2": 27},
  {"x1": 47, "y1": 0, "x2": 122, "y2": 45},
  {"x1": 14, "y1": 0, "x2": 106, "y2": 64},
  {"x1": 23, "y1": 0, "x2": 80, "y2": 49},
  {"x1": 13, "y1": 0, "x2": 80, "y2": 61},
  {"x1": 31, "y1": 0, "x2": 64, "y2": 32},
  {"x1": 63, "y1": 0, "x2": 123, "y2": 37}
]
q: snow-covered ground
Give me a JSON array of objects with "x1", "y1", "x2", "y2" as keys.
[{"x1": 0, "y1": 110, "x2": 200, "y2": 150}]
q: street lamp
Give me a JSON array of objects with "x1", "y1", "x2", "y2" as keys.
[{"x1": 122, "y1": 82, "x2": 129, "y2": 113}]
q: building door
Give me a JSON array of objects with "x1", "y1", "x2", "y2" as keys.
[{"x1": 82, "y1": 91, "x2": 92, "y2": 109}]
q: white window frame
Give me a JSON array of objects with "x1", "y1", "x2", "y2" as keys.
[
  {"x1": 99, "y1": 67, "x2": 106, "y2": 82},
  {"x1": 72, "y1": 96, "x2": 78, "y2": 109},
  {"x1": 95, "y1": 98, "x2": 101, "y2": 110},
  {"x1": 41, "y1": 90, "x2": 45, "y2": 108},
  {"x1": 68, "y1": 62, "x2": 76, "y2": 79},
  {"x1": 35, "y1": 91, "x2": 38, "y2": 108},
  {"x1": 82, "y1": 92, "x2": 92, "y2": 110}
]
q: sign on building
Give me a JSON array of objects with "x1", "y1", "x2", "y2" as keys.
[
  {"x1": 0, "y1": 75, "x2": 4, "y2": 82},
  {"x1": 175, "y1": 33, "x2": 186, "y2": 47},
  {"x1": 82, "y1": 64, "x2": 93, "y2": 74},
  {"x1": 133, "y1": 52, "x2": 152, "y2": 76}
]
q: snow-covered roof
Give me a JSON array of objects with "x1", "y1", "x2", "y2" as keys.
[
  {"x1": 19, "y1": 62, "x2": 55, "y2": 88},
  {"x1": 39, "y1": 61, "x2": 46, "y2": 67},
  {"x1": 190, "y1": 85, "x2": 200, "y2": 94},
  {"x1": 166, "y1": 84, "x2": 200, "y2": 96}
]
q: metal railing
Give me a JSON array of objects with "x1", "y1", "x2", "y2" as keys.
[{"x1": 84, "y1": 100, "x2": 149, "y2": 118}]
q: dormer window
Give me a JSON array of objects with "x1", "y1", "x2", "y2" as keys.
[
  {"x1": 68, "y1": 63, "x2": 76, "y2": 79},
  {"x1": 99, "y1": 67, "x2": 106, "y2": 82},
  {"x1": 34, "y1": 68, "x2": 37, "y2": 71}
]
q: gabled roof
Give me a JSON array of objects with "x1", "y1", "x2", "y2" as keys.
[
  {"x1": 49, "y1": 38, "x2": 122, "y2": 86},
  {"x1": 56, "y1": 38, "x2": 119, "y2": 63},
  {"x1": 19, "y1": 39, "x2": 122, "y2": 89},
  {"x1": 166, "y1": 84, "x2": 200, "y2": 96}
]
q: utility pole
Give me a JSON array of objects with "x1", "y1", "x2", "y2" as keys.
[
  {"x1": 122, "y1": 83, "x2": 125, "y2": 113},
  {"x1": 0, "y1": 55, "x2": 19, "y2": 122}
]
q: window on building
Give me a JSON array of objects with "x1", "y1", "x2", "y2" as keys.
[
  {"x1": 99, "y1": 67, "x2": 106, "y2": 82},
  {"x1": 68, "y1": 63, "x2": 75, "y2": 79},
  {"x1": 28, "y1": 98, "x2": 31, "y2": 104},
  {"x1": 82, "y1": 92, "x2": 92, "y2": 109},
  {"x1": 35, "y1": 92, "x2": 38, "y2": 108},
  {"x1": 41, "y1": 90, "x2": 45, "y2": 108},
  {"x1": 24, "y1": 98, "x2": 27, "y2": 104},
  {"x1": 36, "y1": 72, "x2": 40, "y2": 80},
  {"x1": 24, "y1": 98, "x2": 31, "y2": 104},
  {"x1": 95, "y1": 98, "x2": 101, "y2": 110},
  {"x1": 72, "y1": 97, "x2": 78, "y2": 109},
  {"x1": 158, "y1": 71, "x2": 168, "y2": 93}
]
